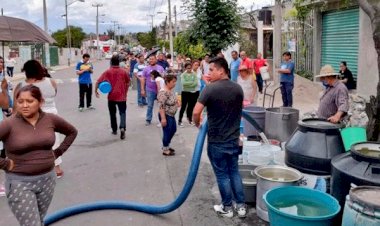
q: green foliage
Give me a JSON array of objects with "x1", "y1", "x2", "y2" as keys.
[
  {"x1": 185, "y1": 0, "x2": 242, "y2": 55},
  {"x1": 136, "y1": 28, "x2": 157, "y2": 49},
  {"x1": 293, "y1": 0, "x2": 312, "y2": 22},
  {"x1": 238, "y1": 30, "x2": 257, "y2": 57},
  {"x1": 51, "y1": 26, "x2": 85, "y2": 48},
  {"x1": 158, "y1": 39, "x2": 170, "y2": 50},
  {"x1": 51, "y1": 26, "x2": 86, "y2": 48},
  {"x1": 174, "y1": 32, "x2": 207, "y2": 59},
  {"x1": 297, "y1": 69, "x2": 313, "y2": 81}
]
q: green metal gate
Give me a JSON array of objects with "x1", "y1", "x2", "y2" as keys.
[
  {"x1": 49, "y1": 46, "x2": 59, "y2": 66},
  {"x1": 321, "y1": 7, "x2": 359, "y2": 78}
]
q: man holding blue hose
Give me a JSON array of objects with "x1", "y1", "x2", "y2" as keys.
[{"x1": 193, "y1": 57, "x2": 247, "y2": 218}]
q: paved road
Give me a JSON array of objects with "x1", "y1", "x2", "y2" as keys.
[{"x1": 0, "y1": 59, "x2": 268, "y2": 226}]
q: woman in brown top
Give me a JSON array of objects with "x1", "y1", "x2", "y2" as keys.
[
  {"x1": 0, "y1": 85, "x2": 77, "y2": 226},
  {"x1": 158, "y1": 73, "x2": 179, "y2": 156}
]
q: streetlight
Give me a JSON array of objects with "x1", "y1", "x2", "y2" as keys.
[
  {"x1": 92, "y1": 3, "x2": 103, "y2": 60},
  {"x1": 65, "y1": 0, "x2": 85, "y2": 66}
]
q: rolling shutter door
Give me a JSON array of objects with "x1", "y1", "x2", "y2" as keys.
[{"x1": 321, "y1": 8, "x2": 359, "y2": 78}]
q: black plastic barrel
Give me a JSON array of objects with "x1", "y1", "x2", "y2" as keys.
[
  {"x1": 285, "y1": 119, "x2": 345, "y2": 175},
  {"x1": 331, "y1": 142, "x2": 380, "y2": 209}
]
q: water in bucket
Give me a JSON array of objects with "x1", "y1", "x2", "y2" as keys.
[{"x1": 273, "y1": 198, "x2": 331, "y2": 217}]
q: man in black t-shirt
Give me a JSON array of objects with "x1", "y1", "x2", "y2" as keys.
[
  {"x1": 339, "y1": 61, "x2": 356, "y2": 90},
  {"x1": 193, "y1": 57, "x2": 247, "y2": 218}
]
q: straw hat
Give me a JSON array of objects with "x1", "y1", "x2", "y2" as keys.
[{"x1": 315, "y1": 65, "x2": 340, "y2": 78}]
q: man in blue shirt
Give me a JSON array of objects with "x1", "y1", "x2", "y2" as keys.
[
  {"x1": 157, "y1": 53, "x2": 170, "y2": 71},
  {"x1": 278, "y1": 51, "x2": 295, "y2": 107},
  {"x1": 76, "y1": 53, "x2": 94, "y2": 111},
  {"x1": 229, "y1": 50, "x2": 241, "y2": 82}
]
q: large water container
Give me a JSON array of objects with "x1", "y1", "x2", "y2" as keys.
[
  {"x1": 342, "y1": 186, "x2": 380, "y2": 226},
  {"x1": 265, "y1": 107, "x2": 299, "y2": 142},
  {"x1": 264, "y1": 186, "x2": 340, "y2": 226},
  {"x1": 242, "y1": 106, "x2": 265, "y2": 137}
]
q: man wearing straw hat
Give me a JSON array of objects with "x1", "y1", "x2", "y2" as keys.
[{"x1": 315, "y1": 65, "x2": 349, "y2": 123}]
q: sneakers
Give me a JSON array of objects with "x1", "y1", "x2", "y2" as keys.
[
  {"x1": 234, "y1": 203, "x2": 247, "y2": 218},
  {"x1": 111, "y1": 131, "x2": 117, "y2": 135},
  {"x1": 120, "y1": 129, "x2": 126, "y2": 140},
  {"x1": 178, "y1": 122, "x2": 184, "y2": 128},
  {"x1": 145, "y1": 121, "x2": 151, "y2": 126},
  {"x1": 213, "y1": 204, "x2": 233, "y2": 218},
  {"x1": 78, "y1": 107, "x2": 84, "y2": 112},
  {"x1": 213, "y1": 204, "x2": 247, "y2": 218},
  {"x1": 87, "y1": 105, "x2": 95, "y2": 110},
  {"x1": 156, "y1": 123, "x2": 162, "y2": 128}
]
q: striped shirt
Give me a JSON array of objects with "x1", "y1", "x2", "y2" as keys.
[{"x1": 317, "y1": 80, "x2": 349, "y2": 119}]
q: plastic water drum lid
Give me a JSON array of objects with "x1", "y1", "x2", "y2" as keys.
[
  {"x1": 99, "y1": 81, "x2": 112, "y2": 94},
  {"x1": 349, "y1": 186, "x2": 380, "y2": 218}
]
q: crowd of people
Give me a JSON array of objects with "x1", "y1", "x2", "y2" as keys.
[{"x1": 0, "y1": 46, "x2": 358, "y2": 224}]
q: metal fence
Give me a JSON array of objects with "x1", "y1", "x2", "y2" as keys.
[{"x1": 281, "y1": 15, "x2": 314, "y2": 79}]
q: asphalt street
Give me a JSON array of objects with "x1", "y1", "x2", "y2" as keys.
[{"x1": 0, "y1": 59, "x2": 268, "y2": 226}]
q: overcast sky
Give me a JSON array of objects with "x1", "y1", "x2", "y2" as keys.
[{"x1": 0, "y1": 0, "x2": 273, "y2": 34}]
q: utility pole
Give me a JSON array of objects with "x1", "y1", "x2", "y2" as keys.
[
  {"x1": 111, "y1": 20, "x2": 118, "y2": 47},
  {"x1": 168, "y1": 0, "x2": 174, "y2": 58},
  {"x1": 147, "y1": 14, "x2": 154, "y2": 30},
  {"x1": 164, "y1": 16, "x2": 167, "y2": 40},
  {"x1": 43, "y1": 0, "x2": 50, "y2": 67},
  {"x1": 92, "y1": 3, "x2": 103, "y2": 60},
  {"x1": 273, "y1": 0, "x2": 282, "y2": 84},
  {"x1": 174, "y1": 5, "x2": 177, "y2": 37},
  {"x1": 64, "y1": 0, "x2": 71, "y2": 66},
  {"x1": 118, "y1": 25, "x2": 121, "y2": 46}
]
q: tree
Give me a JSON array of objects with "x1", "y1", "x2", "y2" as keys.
[
  {"x1": 185, "y1": 0, "x2": 242, "y2": 55},
  {"x1": 358, "y1": 0, "x2": 380, "y2": 141},
  {"x1": 51, "y1": 26, "x2": 86, "y2": 48},
  {"x1": 107, "y1": 29, "x2": 115, "y2": 40},
  {"x1": 174, "y1": 32, "x2": 207, "y2": 59},
  {"x1": 136, "y1": 28, "x2": 157, "y2": 49}
]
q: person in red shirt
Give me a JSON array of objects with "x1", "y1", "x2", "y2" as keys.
[
  {"x1": 239, "y1": 51, "x2": 252, "y2": 71},
  {"x1": 253, "y1": 53, "x2": 268, "y2": 93},
  {"x1": 95, "y1": 55, "x2": 130, "y2": 139}
]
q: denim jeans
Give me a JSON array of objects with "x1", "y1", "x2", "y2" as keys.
[
  {"x1": 158, "y1": 114, "x2": 177, "y2": 148},
  {"x1": 146, "y1": 91, "x2": 157, "y2": 122},
  {"x1": 137, "y1": 79, "x2": 147, "y2": 106},
  {"x1": 108, "y1": 101, "x2": 127, "y2": 132},
  {"x1": 280, "y1": 82, "x2": 294, "y2": 107},
  {"x1": 207, "y1": 140, "x2": 245, "y2": 207}
]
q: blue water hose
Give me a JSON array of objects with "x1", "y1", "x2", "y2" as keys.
[{"x1": 44, "y1": 119, "x2": 208, "y2": 225}]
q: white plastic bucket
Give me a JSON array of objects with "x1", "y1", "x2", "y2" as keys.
[
  {"x1": 248, "y1": 149, "x2": 271, "y2": 166},
  {"x1": 259, "y1": 66, "x2": 270, "y2": 80},
  {"x1": 242, "y1": 141, "x2": 261, "y2": 164},
  {"x1": 261, "y1": 144, "x2": 282, "y2": 161}
]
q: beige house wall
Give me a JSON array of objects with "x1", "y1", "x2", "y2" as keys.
[{"x1": 357, "y1": 8, "x2": 379, "y2": 100}]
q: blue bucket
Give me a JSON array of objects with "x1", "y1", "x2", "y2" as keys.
[
  {"x1": 264, "y1": 186, "x2": 340, "y2": 226},
  {"x1": 99, "y1": 81, "x2": 112, "y2": 94}
]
